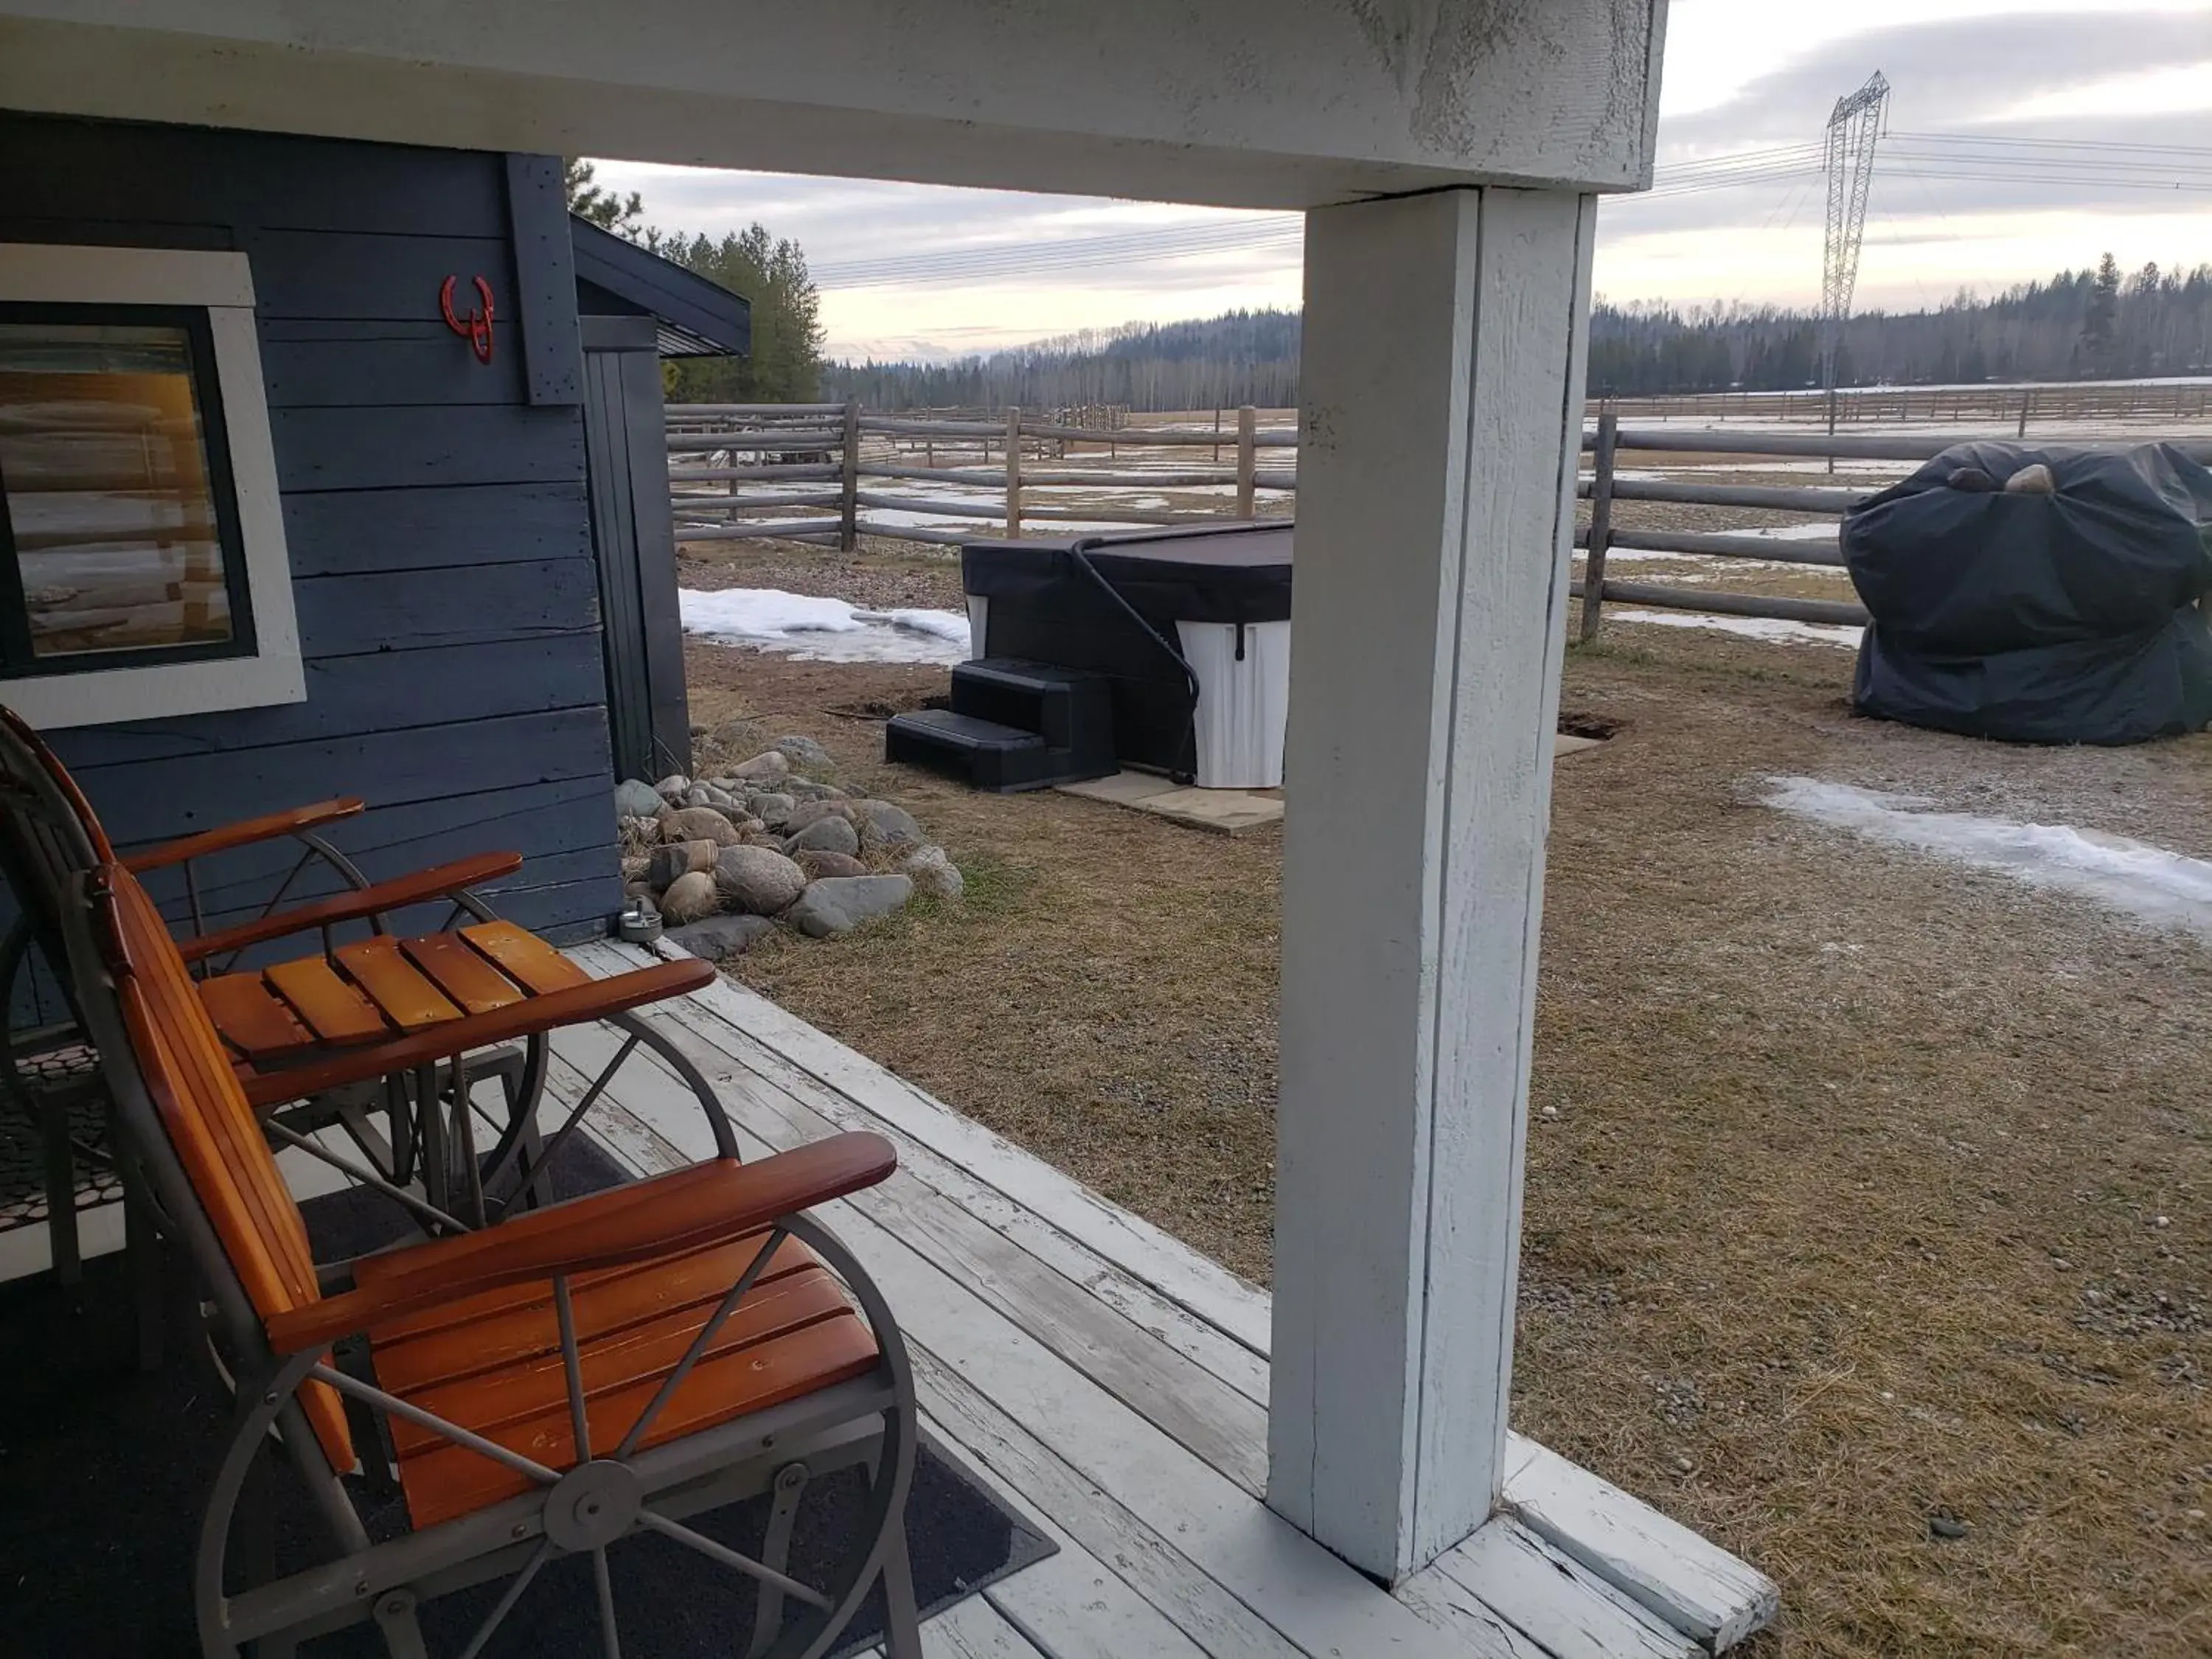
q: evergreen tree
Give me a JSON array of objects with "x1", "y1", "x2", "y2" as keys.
[
  {"x1": 563, "y1": 159, "x2": 644, "y2": 241},
  {"x1": 2080, "y1": 251, "x2": 2121, "y2": 373},
  {"x1": 653, "y1": 227, "x2": 827, "y2": 403}
]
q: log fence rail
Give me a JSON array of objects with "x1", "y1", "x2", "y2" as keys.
[{"x1": 666, "y1": 401, "x2": 2212, "y2": 643}]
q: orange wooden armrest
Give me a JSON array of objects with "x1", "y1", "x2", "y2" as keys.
[
  {"x1": 240, "y1": 956, "x2": 714, "y2": 1110},
  {"x1": 122, "y1": 798, "x2": 367, "y2": 873},
  {"x1": 175, "y1": 851, "x2": 523, "y2": 965},
  {"x1": 265, "y1": 1136, "x2": 897, "y2": 1354}
]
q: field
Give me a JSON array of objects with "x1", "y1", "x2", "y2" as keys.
[{"x1": 673, "y1": 501, "x2": 2211, "y2": 1655}]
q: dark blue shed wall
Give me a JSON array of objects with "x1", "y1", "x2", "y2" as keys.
[{"x1": 0, "y1": 114, "x2": 622, "y2": 941}]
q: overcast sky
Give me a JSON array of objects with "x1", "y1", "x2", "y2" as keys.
[{"x1": 591, "y1": 1, "x2": 2212, "y2": 361}]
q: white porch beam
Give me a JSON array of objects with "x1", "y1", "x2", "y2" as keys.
[
  {"x1": 1270, "y1": 186, "x2": 1596, "y2": 1583},
  {"x1": 0, "y1": 1, "x2": 1666, "y2": 208}
]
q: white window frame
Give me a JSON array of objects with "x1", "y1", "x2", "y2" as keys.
[{"x1": 0, "y1": 243, "x2": 304, "y2": 728}]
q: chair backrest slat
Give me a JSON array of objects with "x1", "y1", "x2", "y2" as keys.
[{"x1": 92, "y1": 863, "x2": 352, "y2": 1470}]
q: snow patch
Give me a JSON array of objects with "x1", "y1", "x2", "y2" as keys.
[
  {"x1": 1763, "y1": 776, "x2": 2212, "y2": 937},
  {"x1": 1611, "y1": 608, "x2": 1864, "y2": 649},
  {"x1": 678, "y1": 587, "x2": 970, "y2": 664}
]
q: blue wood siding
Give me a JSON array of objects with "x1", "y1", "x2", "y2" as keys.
[{"x1": 0, "y1": 114, "x2": 621, "y2": 942}]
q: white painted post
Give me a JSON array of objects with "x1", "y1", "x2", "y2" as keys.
[{"x1": 1270, "y1": 186, "x2": 1596, "y2": 1585}]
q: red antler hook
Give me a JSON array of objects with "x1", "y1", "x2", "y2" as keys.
[{"x1": 439, "y1": 274, "x2": 495, "y2": 366}]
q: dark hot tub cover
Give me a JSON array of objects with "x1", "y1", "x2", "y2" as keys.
[
  {"x1": 963, "y1": 523, "x2": 1292, "y2": 625},
  {"x1": 961, "y1": 524, "x2": 1293, "y2": 776},
  {"x1": 1842, "y1": 441, "x2": 2212, "y2": 745}
]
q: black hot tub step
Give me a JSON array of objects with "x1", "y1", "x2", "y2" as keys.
[
  {"x1": 886, "y1": 708, "x2": 1107, "y2": 793},
  {"x1": 951, "y1": 658, "x2": 1113, "y2": 749}
]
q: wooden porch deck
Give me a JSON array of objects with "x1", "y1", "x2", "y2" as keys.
[
  {"x1": 553, "y1": 939, "x2": 1778, "y2": 1659},
  {"x1": 0, "y1": 934, "x2": 1774, "y2": 1656}
]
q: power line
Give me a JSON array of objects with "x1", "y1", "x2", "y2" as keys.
[{"x1": 809, "y1": 128, "x2": 2212, "y2": 291}]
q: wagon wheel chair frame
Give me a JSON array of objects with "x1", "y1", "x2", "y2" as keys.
[
  {"x1": 61, "y1": 852, "x2": 925, "y2": 1659},
  {"x1": 0, "y1": 707, "x2": 740, "y2": 1246}
]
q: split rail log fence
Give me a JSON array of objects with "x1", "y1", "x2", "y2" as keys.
[
  {"x1": 1596, "y1": 380, "x2": 2212, "y2": 430},
  {"x1": 1573, "y1": 419, "x2": 2212, "y2": 641},
  {"x1": 667, "y1": 403, "x2": 1294, "y2": 552},
  {"x1": 667, "y1": 401, "x2": 2212, "y2": 647}
]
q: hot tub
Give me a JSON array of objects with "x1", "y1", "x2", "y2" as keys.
[{"x1": 961, "y1": 523, "x2": 1293, "y2": 788}]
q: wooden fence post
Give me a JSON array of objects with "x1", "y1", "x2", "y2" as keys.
[
  {"x1": 1236, "y1": 404, "x2": 1257, "y2": 518},
  {"x1": 1579, "y1": 405, "x2": 1617, "y2": 644},
  {"x1": 2016, "y1": 387, "x2": 2031, "y2": 438},
  {"x1": 1005, "y1": 406, "x2": 1023, "y2": 538},
  {"x1": 840, "y1": 398, "x2": 860, "y2": 552},
  {"x1": 1214, "y1": 406, "x2": 1223, "y2": 464}
]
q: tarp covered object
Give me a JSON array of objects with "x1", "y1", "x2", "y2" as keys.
[{"x1": 1843, "y1": 442, "x2": 2212, "y2": 744}]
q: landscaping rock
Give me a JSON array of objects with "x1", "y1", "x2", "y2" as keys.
[
  {"x1": 658, "y1": 870, "x2": 721, "y2": 923},
  {"x1": 645, "y1": 838, "x2": 720, "y2": 888},
  {"x1": 855, "y1": 799, "x2": 925, "y2": 853},
  {"x1": 623, "y1": 877, "x2": 656, "y2": 900},
  {"x1": 747, "y1": 792, "x2": 797, "y2": 831},
  {"x1": 785, "y1": 779, "x2": 845, "y2": 802},
  {"x1": 728, "y1": 749, "x2": 792, "y2": 783},
  {"x1": 901, "y1": 844, "x2": 964, "y2": 900},
  {"x1": 785, "y1": 815, "x2": 860, "y2": 859},
  {"x1": 668, "y1": 914, "x2": 776, "y2": 962},
  {"x1": 614, "y1": 779, "x2": 666, "y2": 818},
  {"x1": 783, "y1": 799, "x2": 856, "y2": 835},
  {"x1": 684, "y1": 782, "x2": 742, "y2": 811},
  {"x1": 617, "y1": 813, "x2": 662, "y2": 846},
  {"x1": 654, "y1": 773, "x2": 691, "y2": 802},
  {"x1": 795, "y1": 849, "x2": 869, "y2": 880},
  {"x1": 785, "y1": 874, "x2": 913, "y2": 938},
  {"x1": 713, "y1": 845, "x2": 808, "y2": 916},
  {"x1": 774, "y1": 735, "x2": 835, "y2": 773},
  {"x1": 658, "y1": 806, "x2": 742, "y2": 846}
]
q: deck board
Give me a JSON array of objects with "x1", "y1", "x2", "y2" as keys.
[
  {"x1": 552, "y1": 939, "x2": 1776, "y2": 1658},
  {"x1": 200, "y1": 936, "x2": 1772, "y2": 1659}
]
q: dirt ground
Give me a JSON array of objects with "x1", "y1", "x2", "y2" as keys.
[{"x1": 676, "y1": 538, "x2": 2209, "y2": 1658}]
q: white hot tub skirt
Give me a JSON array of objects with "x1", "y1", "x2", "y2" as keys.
[{"x1": 1175, "y1": 619, "x2": 1290, "y2": 789}]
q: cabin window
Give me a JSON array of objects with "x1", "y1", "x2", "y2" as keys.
[
  {"x1": 0, "y1": 246, "x2": 302, "y2": 728},
  {"x1": 0, "y1": 307, "x2": 257, "y2": 670}
]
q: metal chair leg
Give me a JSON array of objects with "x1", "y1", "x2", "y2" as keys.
[
  {"x1": 369, "y1": 1587, "x2": 429, "y2": 1659},
  {"x1": 748, "y1": 1461, "x2": 813, "y2": 1659},
  {"x1": 876, "y1": 1503, "x2": 925, "y2": 1659},
  {"x1": 34, "y1": 1084, "x2": 82, "y2": 1287},
  {"x1": 120, "y1": 1153, "x2": 164, "y2": 1372}
]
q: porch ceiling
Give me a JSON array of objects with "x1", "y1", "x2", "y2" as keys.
[{"x1": 0, "y1": 1, "x2": 1664, "y2": 206}]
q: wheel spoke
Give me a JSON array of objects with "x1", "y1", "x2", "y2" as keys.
[
  {"x1": 616, "y1": 1229, "x2": 785, "y2": 1460},
  {"x1": 634, "y1": 1509, "x2": 835, "y2": 1611},
  {"x1": 593, "y1": 1545, "x2": 624, "y2": 1659},
  {"x1": 554, "y1": 1274, "x2": 592, "y2": 1461},
  {"x1": 309, "y1": 1364, "x2": 561, "y2": 1488},
  {"x1": 455, "y1": 1540, "x2": 552, "y2": 1659}
]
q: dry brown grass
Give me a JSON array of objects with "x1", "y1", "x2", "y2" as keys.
[{"x1": 681, "y1": 563, "x2": 2209, "y2": 1658}]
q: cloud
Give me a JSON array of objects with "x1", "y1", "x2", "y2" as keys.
[{"x1": 589, "y1": 4, "x2": 2212, "y2": 354}]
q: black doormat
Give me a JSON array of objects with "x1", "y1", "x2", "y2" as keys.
[{"x1": 0, "y1": 1158, "x2": 1052, "y2": 1658}]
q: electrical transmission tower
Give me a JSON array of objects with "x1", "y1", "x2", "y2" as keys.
[{"x1": 1820, "y1": 71, "x2": 1888, "y2": 391}]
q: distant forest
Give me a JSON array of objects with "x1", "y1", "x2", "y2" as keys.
[
  {"x1": 825, "y1": 310, "x2": 1301, "y2": 411},
  {"x1": 824, "y1": 258, "x2": 2212, "y2": 410}
]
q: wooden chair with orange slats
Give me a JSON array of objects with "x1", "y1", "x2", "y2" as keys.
[
  {"x1": 0, "y1": 705, "x2": 740, "y2": 1265},
  {"x1": 60, "y1": 855, "x2": 922, "y2": 1659}
]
